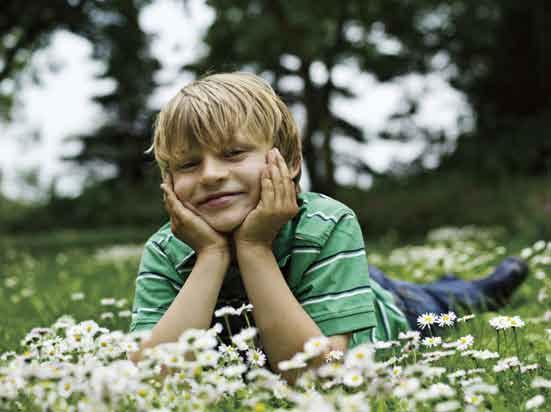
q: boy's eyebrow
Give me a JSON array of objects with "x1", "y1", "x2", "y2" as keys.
[{"x1": 176, "y1": 141, "x2": 257, "y2": 160}]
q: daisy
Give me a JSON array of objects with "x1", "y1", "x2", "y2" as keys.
[
  {"x1": 232, "y1": 327, "x2": 258, "y2": 343},
  {"x1": 456, "y1": 335, "x2": 474, "y2": 350},
  {"x1": 434, "y1": 400, "x2": 461, "y2": 412},
  {"x1": 521, "y1": 363, "x2": 539, "y2": 373},
  {"x1": 324, "y1": 350, "x2": 344, "y2": 362},
  {"x1": 236, "y1": 303, "x2": 254, "y2": 315},
  {"x1": 80, "y1": 320, "x2": 100, "y2": 336},
  {"x1": 436, "y1": 312, "x2": 456, "y2": 327},
  {"x1": 509, "y1": 315, "x2": 525, "y2": 328},
  {"x1": 422, "y1": 336, "x2": 442, "y2": 348},
  {"x1": 393, "y1": 377, "x2": 421, "y2": 398},
  {"x1": 465, "y1": 383, "x2": 498, "y2": 394},
  {"x1": 197, "y1": 350, "x2": 220, "y2": 368},
  {"x1": 191, "y1": 334, "x2": 218, "y2": 351},
  {"x1": 96, "y1": 334, "x2": 113, "y2": 350},
  {"x1": 214, "y1": 306, "x2": 238, "y2": 318},
  {"x1": 398, "y1": 330, "x2": 421, "y2": 341},
  {"x1": 208, "y1": 323, "x2": 223, "y2": 335},
  {"x1": 342, "y1": 369, "x2": 364, "y2": 388},
  {"x1": 489, "y1": 316, "x2": 512, "y2": 330},
  {"x1": 218, "y1": 344, "x2": 241, "y2": 362},
  {"x1": 374, "y1": 340, "x2": 399, "y2": 349},
  {"x1": 222, "y1": 364, "x2": 247, "y2": 378},
  {"x1": 115, "y1": 298, "x2": 128, "y2": 308},
  {"x1": 390, "y1": 366, "x2": 403, "y2": 378},
  {"x1": 278, "y1": 353, "x2": 308, "y2": 371},
  {"x1": 304, "y1": 336, "x2": 330, "y2": 357},
  {"x1": 521, "y1": 248, "x2": 532, "y2": 259},
  {"x1": 417, "y1": 312, "x2": 437, "y2": 329},
  {"x1": 532, "y1": 377, "x2": 551, "y2": 389},
  {"x1": 337, "y1": 393, "x2": 370, "y2": 411},
  {"x1": 469, "y1": 350, "x2": 499, "y2": 360},
  {"x1": 57, "y1": 378, "x2": 76, "y2": 398},
  {"x1": 526, "y1": 395, "x2": 545, "y2": 410},
  {"x1": 246, "y1": 348, "x2": 267, "y2": 367},
  {"x1": 117, "y1": 310, "x2": 132, "y2": 318},
  {"x1": 457, "y1": 314, "x2": 475, "y2": 323},
  {"x1": 344, "y1": 345, "x2": 374, "y2": 369},
  {"x1": 246, "y1": 368, "x2": 277, "y2": 382}
]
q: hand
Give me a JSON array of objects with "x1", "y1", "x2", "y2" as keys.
[
  {"x1": 233, "y1": 148, "x2": 299, "y2": 249},
  {"x1": 161, "y1": 173, "x2": 230, "y2": 258}
]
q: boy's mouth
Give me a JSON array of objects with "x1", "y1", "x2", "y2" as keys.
[{"x1": 198, "y1": 192, "x2": 243, "y2": 208}]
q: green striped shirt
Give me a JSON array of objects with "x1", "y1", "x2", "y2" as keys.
[{"x1": 130, "y1": 192, "x2": 409, "y2": 348}]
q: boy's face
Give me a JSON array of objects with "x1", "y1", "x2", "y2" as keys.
[{"x1": 170, "y1": 136, "x2": 273, "y2": 233}]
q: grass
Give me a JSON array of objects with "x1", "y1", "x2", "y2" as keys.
[{"x1": 0, "y1": 225, "x2": 549, "y2": 411}]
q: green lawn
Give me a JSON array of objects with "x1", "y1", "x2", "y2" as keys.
[{"x1": 0, "y1": 226, "x2": 549, "y2": 411}]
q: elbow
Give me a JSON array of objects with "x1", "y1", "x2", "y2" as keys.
[{"x1": 127, "y1": 350, "x2": 141, "y2": 364}]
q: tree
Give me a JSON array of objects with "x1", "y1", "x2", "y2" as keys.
[
  {"x1": 185, "y1": 0, "x2": 550, "y2": 196},
  {"x1": 185, "y1": 1, "x2": 406, "y2": 196},
  {"x1": 63, "y1": 0, "x2": 161, "y2": 185},
  {"x1": 1, "y1": 0, "x2": 160, "y2": 185},
  {"x1": 0, "y1": 1, "x2": 92, "y2": 118},
  {"x1": 384, "y1": 0, "x2": 551, "y2": 175}
]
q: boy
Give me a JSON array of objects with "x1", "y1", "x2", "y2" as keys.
[{"x1": 128, "y1": 72, "x2": 528, "y2": 381}]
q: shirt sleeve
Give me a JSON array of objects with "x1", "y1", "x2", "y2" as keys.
[
  {"x1": 291, "y1": 213, "x2": 377, "y2": 344},
  {"x1": 129, "y1": 238, "x2": 183, "y2": 332}
]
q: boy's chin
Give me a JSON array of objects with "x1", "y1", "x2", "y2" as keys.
[{"x1": 207, "y1": 216, "x2": 247, "y2": 234}]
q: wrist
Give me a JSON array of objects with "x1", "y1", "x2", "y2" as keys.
[
  {"x1": 234, "y1": 240, "x2": 273, "y2": 256},
  {"x1": 197, "y1": 246, "x2": 231, "y2": 265}
]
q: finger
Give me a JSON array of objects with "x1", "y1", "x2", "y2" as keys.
[
  {"x1": 160, "y1": 183, "x2": 175, "y2": 215},
  {"x1": 167, "y1": 172, "x2": 175, "y2": 190},
  {"x1": 161, "y1": 181, "x2": 187, "y2": 220},
  {"x1": 274, "y1": 148, "x2": 294, "y2": 206},
  {"x1": 269, "y1": 149, "x2": 285, "y2": 210},
  {"x1": 260, "y1": 166, "x2": 275, "y2": 209}
]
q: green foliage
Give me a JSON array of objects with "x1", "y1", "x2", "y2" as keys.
[
  {"x1": 0, "y1": 226, "x2": 549, "y2": 410},
  {"x1": 1, "y1": 173, "x2": 166, "y2": 233},
  {"x1": 337, "y1": 171, "x2": 551, "y2": 242}
]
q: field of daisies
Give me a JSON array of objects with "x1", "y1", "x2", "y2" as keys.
[{"x1": 1, "y1": 226, "x2": 550, "y2": 412}]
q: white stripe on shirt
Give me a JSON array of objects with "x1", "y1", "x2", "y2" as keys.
[
  {"x1": 304, "y1": 250, "x2": 366, "y2": 276},
  {"x1": 301, "y1": 286, "x2": 372, "y2": 307},
  {"x1": 305, "y1": 211, "x2": 354, "y2": 224},
  {"x1": 136, "y1": 274, "x2": 181, "y2": 291}
]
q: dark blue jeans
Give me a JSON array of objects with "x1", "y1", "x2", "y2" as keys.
[{"x1": 368, "y1": 264, "x2": 489, "y2": 333}]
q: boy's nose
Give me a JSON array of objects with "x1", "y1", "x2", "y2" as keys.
[{"x1": 200, "y1": 157, "x2": 229, "y2": 184}]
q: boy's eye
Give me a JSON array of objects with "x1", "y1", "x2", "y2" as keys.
[
  {"x1": 178, "y1": 161, "x2": 198, "y2": 170},
  {"x1": 224, "y1": 149, "x2": 246, "y2": 157}
]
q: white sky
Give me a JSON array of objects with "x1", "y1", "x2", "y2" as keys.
[{"x1": 0, "y1": 0, "x2": 471, "y2": 201}]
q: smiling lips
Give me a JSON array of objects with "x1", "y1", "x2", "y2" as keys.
[{"x1": 199, "y1": 193, "x2": 242, "y2": 208}]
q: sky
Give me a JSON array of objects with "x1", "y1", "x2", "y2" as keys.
[{"x1": 0, "y1": 0, "x2": 471, "y2": 201}]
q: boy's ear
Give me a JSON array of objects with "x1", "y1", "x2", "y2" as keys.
[{"x1": 289, "y1": 158, "x2": 301, "y2": 180}]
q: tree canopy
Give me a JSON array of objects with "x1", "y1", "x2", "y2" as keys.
[{"x1": 1, "y1": 0, "x2": 549, "y2": 197}]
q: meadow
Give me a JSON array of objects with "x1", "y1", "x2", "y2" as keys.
[{"x1": 0, "y1": 226, "x2": 549, "y2": 411}]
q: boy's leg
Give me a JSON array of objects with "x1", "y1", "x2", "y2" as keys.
[
  {"x1": 422, "y1": 256, "x2": 528, "y2": 312},
  {"x1": 368, "y1": 265, "x2": 449, "y2": 332},
  {"x1": 368, "y1": 256, "x2": 528, "y2": 333}
]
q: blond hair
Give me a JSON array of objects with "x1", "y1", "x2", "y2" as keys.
[{"x1": 150, "y1": 72, "x2": 302, "y2": 186}]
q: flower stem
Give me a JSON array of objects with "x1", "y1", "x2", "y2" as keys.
[
  {"x1": 512, "y1": 329, "x2": 521, "y2": 361},
  {"x1": 223, "y1": 315, "x2": 233, "y2": 338},
  {"x1": 243, "y1": 311, "x2": 252, "y2": 328}
]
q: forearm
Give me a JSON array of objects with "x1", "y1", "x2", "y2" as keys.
[
  {"x1": 129, "y1": 251, "x2": 230, "y2": 363},
  {"x1": 236, "y1": 243, "x2": 323, "y2": 380}
]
